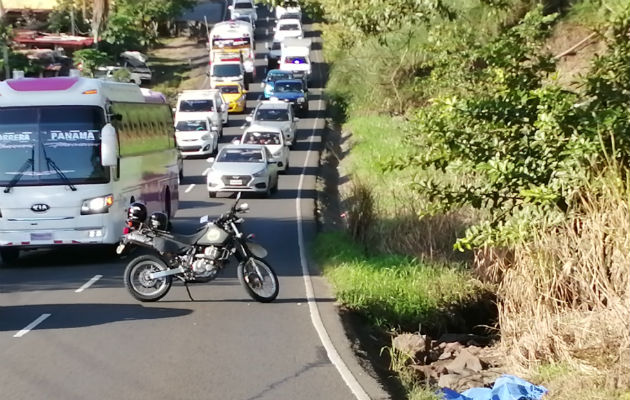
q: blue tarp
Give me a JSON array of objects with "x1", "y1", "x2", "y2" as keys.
[{"x1": 438, "y1": 374, "x2": 548, "y2": 400}]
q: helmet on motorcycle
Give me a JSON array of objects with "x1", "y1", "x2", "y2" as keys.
[
  {"x1": 127, "y1": 202, "x2": 147, "y2": 228},
  {"x1": 149, "y1": 212, "x2": 169, "y2": 231}
]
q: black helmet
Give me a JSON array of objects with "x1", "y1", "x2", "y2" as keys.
[
  {"x1": 127, "y1": 202, "x2": 147, "y2": 227},
  {"x1": 149, "y1": 212, "x2": 169, "y2": 231}
]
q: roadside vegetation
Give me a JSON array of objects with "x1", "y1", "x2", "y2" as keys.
[{"x1": 264, "y1": 0, "x2": 630, "y2": 397}]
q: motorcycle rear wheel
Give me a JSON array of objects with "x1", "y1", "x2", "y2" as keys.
[
  {"x1": 124, "y1": 254, "x2": 172, "y2": 302},
  {"x1": 237, "y1": 257, "x2": 279, "y2": 303}
]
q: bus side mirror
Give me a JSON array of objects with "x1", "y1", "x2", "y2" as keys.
[{"x1": 101, "y1": 123, "x2": 119, "y2": 167}]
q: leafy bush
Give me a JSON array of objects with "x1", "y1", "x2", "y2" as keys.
[{"x1": 401, "y1": 6, "x2": 630, "y2": 250}]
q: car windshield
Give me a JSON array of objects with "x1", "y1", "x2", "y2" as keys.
[
  {"x1": 243, "y1": 131, "x2": 282, "y2": 145},
  {"x1": 275, "y1": 81, "x2": 303, "y2": 92},
  {"x1": 213, "y1": 64, "x2": 242, "y2": 77},
  {"x1": 0, "y1": 106, "x2": 108, "y2": 187},
  {"x1": 279, "y1": 24, "x2": 299, "y2": 31},
  {"x1": 234, "y1": 2, "x2": 253, "y2": 9},
  {"x1": 236, "y1": 16, "x2": 251, "y2": 23},
  {"x1": 255, "y1": 108, "x2": 289, "y2": 121},
  {"x1": 176, "y1": 120, "x2": 207, "y2": 131},
  {"x1": 280, "y1": 13, "x2": 300, "y2": 20},
  {"x1": 267, "y1": 71, "x2": 292, "y2": 81},
  {"x1": 179, "y1": 99, "x2": 214, "y2": 112},
  {"x1": 218, "y1": 85, "x2": 240, "y2": 94},
  {"x1": 285, "y1": 56, "x2": 307, "y2": 64},
  {"x1": 217, "y1": 148, "x2": 264, "y2": 163}
]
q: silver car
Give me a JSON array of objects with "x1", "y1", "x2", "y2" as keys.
[
  {"x1": 207, "y1": 145, "x2": 279, "y2": 198},
  {"x1": 246, "y1": 100, "x2": 299, "y2": 147}
]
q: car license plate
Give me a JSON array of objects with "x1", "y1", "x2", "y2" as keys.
[
  {"x1": 31, "y1": 233, "x2": 53, "y2": 241},
  {"x1": 229, "y1": 179, "x2": 243, "y2": 186}
]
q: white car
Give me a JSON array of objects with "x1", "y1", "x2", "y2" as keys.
[
  {"x1": 246, "y1": 100, "x2": 299, "y2": 147},
  {"x1": 275, "y1": 1, "x2": 301, "y2": 19},
  {"x1": 229, "y1": 0, "x2": 257, "y2": 21},
  {"x1": 273, "y1": 19, "x2": 303, "y2": 41},
  {"x1": 175, "y1": 90, "x2": 227, "y2": 137},
  {"x1": 207, "y1": 145, "x2": 279, "y2": 197},
  {"x1": 239, "y1": 125, "x2": 289, "y2": 173},
  {"x1": 233, "y1": 13, "x2": 256, "y2": 31},
  {"x1": 175, "y1": 119, "x2": 219, "y2": 158},
  {"x1": 94, "y1": 66, "x2": 143, "y2": 85}
]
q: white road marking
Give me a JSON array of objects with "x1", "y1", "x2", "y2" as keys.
[
  {"x1": 296, "y1": 40, "x2": 371, "y2": 400},
  {"x1": 75, "y1": 275, "x2": 103, "y2": 293},
  {"x1": 14, "y1": 314, "x2": 51, "y2": 338},
  {"x1": 202, "y1": 168, "x2": 210, "y2": 176},
  {"x1": 185, "y1": 184, "x2": 196, "y2": 193}
]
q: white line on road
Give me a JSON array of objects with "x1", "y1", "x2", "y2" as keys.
[
  {"x1": 14, "y1": 314, "x2": 51, "y2": 338},
  {"x1": 75, "y1": 275, "x2": 103, "y2": 293},
  {"x1": 296, "y1": 43, "x2": 371, "y2": 400},
  {"x1": 202, "y1": 168, "x2": 210, "y2": 176},
  {"x1": 185, "y1": 184, "x2": 196, "y2": 193}
]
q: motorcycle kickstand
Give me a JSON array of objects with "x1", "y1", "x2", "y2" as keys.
[{"x1": 177, "y1": 276, "x2": 195, "y2": 301}]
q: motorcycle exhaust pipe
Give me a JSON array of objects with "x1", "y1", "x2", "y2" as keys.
[{"x1": 148, "y1": 267, "x2": 185, "y2": 280}]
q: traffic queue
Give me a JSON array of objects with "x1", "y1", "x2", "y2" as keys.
[{"x1": 173, "y1": 0, "x2": 311, "y2": 199}]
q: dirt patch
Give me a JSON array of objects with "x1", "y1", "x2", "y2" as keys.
[
  {"x1": 147, "y1": 36, "x2": 210, "y2": 103},
  {"x1": 545, "y1": 21, "x2": 606, "y2": 89}
]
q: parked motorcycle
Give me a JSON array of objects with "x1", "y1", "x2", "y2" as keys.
[{"x1": 117, "y1": 194, "x2": 279, "y2": 303}]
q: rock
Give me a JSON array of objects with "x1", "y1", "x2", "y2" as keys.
[
  {"x1": 438, "y1": 373, "x2": 461, "y2": 389},
  {"x1": 392, "y1": 333, "x2": 429, "y2": 360},
  {"x1": 443, "y1": 341, "x2": 464, "y2": 356},
  {"x1": 446, "y1": 348, "x2": 483, "y2": 374},
  {"x1": 438, "y1": 351, "x2": 453, "y2": 360},
  {"x1": 410, "y1": 364, "x2": 438, "y2": 382},
  {"x1": 438, "y1": 333, "x2": 492, "y2": 346}
]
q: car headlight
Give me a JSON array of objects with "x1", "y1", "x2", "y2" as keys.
[
  {"x1": 252, "y1": 168, "x2": 266, "y2": 177},
  {"x1": 81, "y1": 194, "x2": 113, "y2": 215},
  {"x1": 297, "y1": 97, "x2": 305, "y2": 103},
  {"x1": 201, "y1": 134, "x2": 211, "y2": 140},
  {"x1": 272, "y1": 149, "x2": 283, "y2": 157}
]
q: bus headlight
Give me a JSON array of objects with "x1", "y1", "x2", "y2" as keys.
[{"x1": 81, "y1": 194, "x2": 114, "y2": 215}]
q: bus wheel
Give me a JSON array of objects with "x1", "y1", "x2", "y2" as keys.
[{"x1": 0, "y1": 247, "x2": 20, "y2": 265}]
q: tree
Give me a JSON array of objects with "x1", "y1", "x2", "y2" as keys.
[{"x1": 73, "y1": 48, "x2": 110, "y2": 77}]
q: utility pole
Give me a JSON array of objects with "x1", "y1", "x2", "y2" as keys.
[{"x1": 70, "y1": 8, "x2": 76, "y2": 36}]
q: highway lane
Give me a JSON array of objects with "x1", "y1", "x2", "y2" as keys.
[{"x1": 0, "y1": 5, "x2": 369, "y2": 400}]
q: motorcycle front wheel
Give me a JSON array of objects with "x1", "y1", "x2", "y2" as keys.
[
  {"x1": 237, "y1": 257, "x2": 279, "y2": 303},
  {"x1": 124, "y1": 254, "x2": 172, "y2": 302}
]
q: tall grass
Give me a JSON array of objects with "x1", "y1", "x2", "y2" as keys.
[
  {"x1": 341, "y1": 116, "x2": 476, "y2": 260},
  {"x1": 314, "y1": 231, "x2": 491, "y2": 333},
  {"x1": 488, "y1": 166, "x2": 630, "y2": 388}
]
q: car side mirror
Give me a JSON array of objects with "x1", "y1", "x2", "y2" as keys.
[
  {"x1": 211, "y1": 126, "x2": 218, "y2": 131},
  {"x1": 238, "y1": 203, "x2": 249, "y2": 212},
  {"x1": 246, "y1": 116, "x2": 253, "y2": 122},
  {"x1": 207, "y1": 157, "x2": 215, "y2": 163},
  {"x1": 260, "y1": 82, "x2": 265, "y2": 88},
  {"x1": 294, "y1": 117, "x2": 300, "y2": 122},
  {"x1": 100, "y1": 123, "x2": 119, "y2": 167},
  {"x1": 243, "y1": 89, "x2": 248, "y2": 93},
  {"x1": 232, "y1": 139, "x2": 241, "y2": 145}
]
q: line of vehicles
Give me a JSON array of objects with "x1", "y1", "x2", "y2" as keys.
[
  {"x1": 0, "y1": 0, "x2": 311, "y2": 268},
  {"x1": 173, "y1": 0, "x2": 311, "y2": 199}
]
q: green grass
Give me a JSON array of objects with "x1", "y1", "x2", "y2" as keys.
[
  {"x1": 566, "y1": 0, "x2": 628, "y2": 27},
  {"x1": 314, "y1": 231, "x2": 489, "y2": 332}
]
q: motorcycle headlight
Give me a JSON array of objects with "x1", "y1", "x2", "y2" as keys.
[
  {"x1": 81, "y1": 194, "x2": 113, "y2": 215},
  {"x1": 252, "y1": 168, "x2": 266, "y2": 177},
  {"x1": 297, "y1": 97, "x2": 305, "y2": 103}
]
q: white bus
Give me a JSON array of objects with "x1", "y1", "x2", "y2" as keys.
[
  {"x1": 0, "y1": 76, "x2": 179, "y2": 263},
  {"x1": 208, "y1": 20, "x2": 255, "y2": 82}
]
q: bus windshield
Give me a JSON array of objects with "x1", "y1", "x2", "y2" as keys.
[{"x1": 0, "y1": 106, "x2": 108, "y2": 187}]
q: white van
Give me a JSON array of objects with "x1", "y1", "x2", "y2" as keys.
[
  {"x1": 175, "y1": 90, "x2": 228, "y2": 137},
  {"x1": 279, "y1": 39, "x2": 312, "y2": 82}
]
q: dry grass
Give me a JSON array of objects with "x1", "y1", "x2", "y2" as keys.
[{"x1": 488, "y1": 166, "x2": 630, "y2": 390}]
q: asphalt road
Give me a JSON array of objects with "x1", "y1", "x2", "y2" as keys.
[{"x1": 0, "y1": 4, "x2": 386, "y2": 400}]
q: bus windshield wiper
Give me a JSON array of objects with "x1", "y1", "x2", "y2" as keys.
[
  {"x1": 39, "y1": 141, "x2": 77, "y2": 191},
  {"x1": 3, "y1": 147, "x2": 34, "y2": 193},
  {"x1": 45, "y1": 157, "x2": 77, "y2": 191}
]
